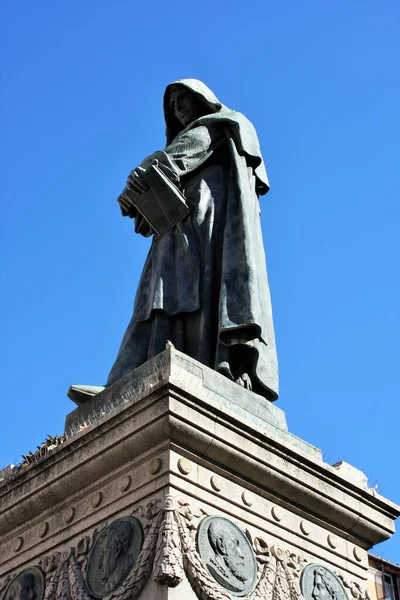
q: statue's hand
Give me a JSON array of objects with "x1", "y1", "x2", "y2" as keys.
[{"x1": 127, "y1": 168, "x2": 148, "y2": 195}]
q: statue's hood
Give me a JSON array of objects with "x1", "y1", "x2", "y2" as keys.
[
  {"x1": 163, "y1": 79, "x2": 270, "y2": 194},
  {"x1": 164, "y1": 79, "x2": 223, "y2": 143}
]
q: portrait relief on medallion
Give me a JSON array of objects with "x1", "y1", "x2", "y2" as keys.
[
  {"x1": 86, "y1": 516, "x2": 144, "y2": 598},
  {"x1": 2, "y1": 567, "x2": 44, "y2": 600},
  {"x1": 196, "y1": 515, "x2": 258, "y2": 596},
  {"x1": 301, "y1": 564, "x2": 349, "y2": 600}
]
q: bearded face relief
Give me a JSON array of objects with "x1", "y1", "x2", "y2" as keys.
[
  {"x1": 312, "y1": 569, "x2": 336, "y2": 600},
  {"x1": 17, "y1": 575, "x2": 36, "y2": 600},
  {"x1": 209, "y1": 524, "x2": 247, "y2": 583},
  {"x1": 197, "y1": 516, "x2": 257, "y2": 596},
  {"x1": 3, "y1": 569, "x2": 44, "y2": 600},
  {"x1": 98, "y1": 523, "x2": 124, "y2": 585},
  {"x1": 301, "y1": 565, "x2": 348, "y2": 600},
  {"x1": 86, "y1": 517, "x2": 143, "y2": 598}
]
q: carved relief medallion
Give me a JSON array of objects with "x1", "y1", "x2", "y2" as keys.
[
  {"x1": 196, "y1": 516, "x2": 257, "y2": 597},
  {"x1": 2, "y1": 567, "x2": 44, "y2": 600},
  {"x1": 86, "y1": 516, "x2": 144, "y2": 598},
  {"x1": 301, "y1": 564, "x2": 349, "y2": 600}
]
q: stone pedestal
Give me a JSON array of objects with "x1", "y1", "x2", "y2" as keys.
[{"x1": 0, "y1": 348, "x2": 398, "y2": 600}]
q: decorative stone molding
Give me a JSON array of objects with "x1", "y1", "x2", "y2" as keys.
[
  {"x1": 327, "y1": 534, "x2": 339, "y2": 549},
  {"x1": 0, "y1": 574, "x2": 13, "y2": 598},
  {"x1": 271, "y1": 505, "x2": 283, "y2": 522},
  {"x1": 149, "y1": 457, "x2": 163, "y2": 475},
  {"x1": 153, "y1": 496, "x2": 184, "y2": 587},
  {"x1": 39, "y1": 545, "x2": 92, "y2": 600},
  {"x1": 352, "y1": 547, "x2": 367, "y2": 563},
  {"x1": 119, "y1": 475, "x2": 131, "y2": 492},
  {"x1": 63, "y1": 507, "x2": 75, "y2": 524},
  {"x1": 336, "y1": 573, "x2": 371, "y2": 600},
  {"x1": 175, "y1": 502, "x2": 231, "y2": 600},
  {"x1": 38, "y1": 521, "x2": 49, "y2": 538},
  {"x1": 248, "y1": 536, "x2": 307, "y2": 600},
  {"x1": 0, "y1": 530, "x2": 97, "y2": 600},
  {"x1": 90, "y1": 491, "x2": 103, "y2": 508},
  {"x1": 178, "y1": 457, "x2": 192, "y2": 475},
  {"x1": 12, "y1": 536, "x2": 24, "y2": 552},
  {"x1": 300, "y1": 520, "x2": 311, "y2": 536},
  {"x1": 241, "y1": 491, "x2": 252, "y2": 507},
  {"x1": 210, "y1": 475, "x2": 223, "y2": 492}
]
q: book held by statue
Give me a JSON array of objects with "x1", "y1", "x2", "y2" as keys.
[{"x1": 117, "y1": 160, "x2": 190, "y2": 237}]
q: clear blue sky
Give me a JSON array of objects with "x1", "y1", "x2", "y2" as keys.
[{"x1": 1, "y1": 0, "x2": 399, "y2": 562}]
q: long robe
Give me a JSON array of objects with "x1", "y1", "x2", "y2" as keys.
[{"x1": 107, "y1": 117, "x2": 279, "y2": 401}]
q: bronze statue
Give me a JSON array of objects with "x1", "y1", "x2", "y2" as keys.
[{"x1": 107, "y1": 79, "x2": 278, "y2": 400}]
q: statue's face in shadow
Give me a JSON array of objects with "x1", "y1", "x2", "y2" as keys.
[
  {"x1": 312, "y1": 572, "x2": 333, "y2": 600},
  {"x1": 168, "y1": 88, "x2": 203, "y2": 127}
]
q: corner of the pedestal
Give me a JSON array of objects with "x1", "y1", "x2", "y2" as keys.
[{"x1": 64, "y1": 348, "x2": 173, "y2": 435}]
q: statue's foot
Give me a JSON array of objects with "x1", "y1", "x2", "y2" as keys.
[
  {"x1": 67, "y1": 385, "x2": 105, "y2": 406},
  {"x1": 235, "y1": 373, "x2": 252, "y2": 391}
]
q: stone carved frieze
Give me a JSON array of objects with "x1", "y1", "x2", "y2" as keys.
[
  {"x1": 39, "y1": 546, "x2": 92, "y2": 600},
  {"x1": 0, "y1": 495, "x2": 311, "y2": 600},
  {"x1": 247, "y1": 536, "x2": 307, "y2": 600},
  {"x1": 0, "y1": 575, "x2": 13, "y2": 599},
  {"x1": 336, "y1": 573, "x2": 371, "y2": 600},
  {"x1": 152, "y1": 495, "x2": 184, "y2": 587}
]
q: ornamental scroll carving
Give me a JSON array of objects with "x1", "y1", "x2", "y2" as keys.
[
  {"x1": 112, "y1": 495, "x2": 308, "y2": 600},
  {"x1": 336, "y1": 573, "x2": 371, "y2": 600},
  {"x1": 0, "y1": 575, "x2": 13, "y2": 599},
  {"x1": 39, "y1": 543, "x2": 92, "y2": 600},
  {"x1": 0, "y1": 496, "x2": 309, "y2": 600},
  {"x1": 247, "y1": 536, "x2": 307, "y2": 600}
]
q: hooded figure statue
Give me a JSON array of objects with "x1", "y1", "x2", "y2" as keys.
[{"x1": 109, "y1": 79, "x2": 278, "y2": 400}]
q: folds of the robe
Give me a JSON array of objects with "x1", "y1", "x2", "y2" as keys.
[{"x1": 107, "y1": 122, "x2": 278, "y2": 401}]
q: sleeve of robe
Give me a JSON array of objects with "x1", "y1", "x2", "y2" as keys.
[{"x1": 134, "y1": 125, "x2": 224, "y2": 236}]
